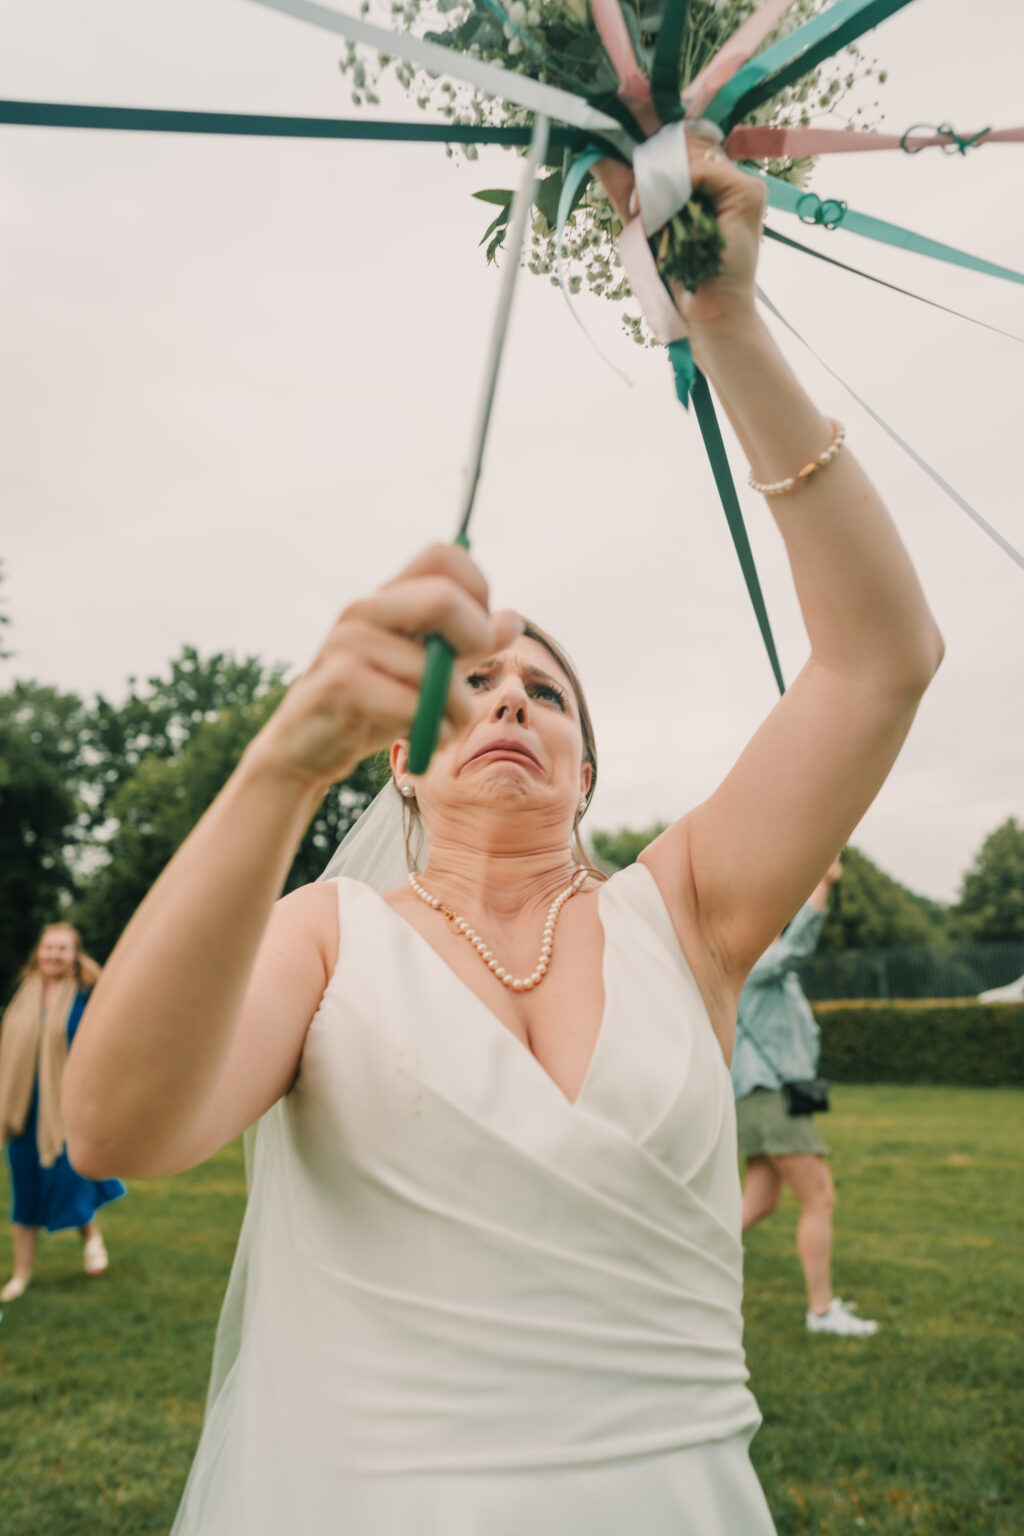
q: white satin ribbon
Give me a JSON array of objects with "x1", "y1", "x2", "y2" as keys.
[
  {"x1": 618, "y1": 120, "x2": 724, "y2": 343},
  {"x1": 632, "y1": 120, "x2": 692, "y2": 236},
  {"x1": 630, "y1": 118, "x2": 725, "y2": 233}
]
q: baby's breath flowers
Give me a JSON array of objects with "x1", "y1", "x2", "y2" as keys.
[{"x1": 341, "y1": 0, "x2": 886, "y2": 342}]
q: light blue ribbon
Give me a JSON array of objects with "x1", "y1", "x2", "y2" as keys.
[
  {"x1": 760, "y1": 173, "x2": 1024, "y2": 287},
  {"x1": 554, "y1": 151, "x2": 633, "y2": 383}
]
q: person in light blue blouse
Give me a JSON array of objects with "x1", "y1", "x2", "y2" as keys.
[{"x1": 733, "y1": 860, "x2": 877, "y2": 1338}]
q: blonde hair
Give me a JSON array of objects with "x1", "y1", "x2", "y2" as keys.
[
  {"x1": 20, "y1": 923, "x2": 102, "y2": 989},
  {"x1": 400, "y1": 618, "x2": 605, "y2": 880}
]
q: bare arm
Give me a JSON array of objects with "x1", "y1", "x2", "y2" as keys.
[
  {"x1": 655, "y1": 313, "x2": 942, "y2": 981},
  {"x1": 63, "y1": 546, "x2": 520, "y2": 1179},
  {"x1": 64, "y1": 764, "x2": 329, "y2": 1179},
  {"x1": 595, "y1": 149, "x2": 943, "y2": 1006}
]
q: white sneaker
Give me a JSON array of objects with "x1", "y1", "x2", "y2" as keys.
[{"x1": 806, "y1": 1297, "x2": 878, "y2": 1336}]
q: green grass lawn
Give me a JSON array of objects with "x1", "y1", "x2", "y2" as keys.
[{"x1": 1, "y1": 1086, "x2": 1021, "y2": 1535}]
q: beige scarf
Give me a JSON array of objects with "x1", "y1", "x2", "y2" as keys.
[{"x1": 0, "y1": 972, "x2": 79, "y2": 1168}]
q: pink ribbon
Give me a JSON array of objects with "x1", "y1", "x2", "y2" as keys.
[
  {"x1": 588, "y1": 0, "x2": 657, "y2": 121},
  {"x1": 725, "y1": 124, "x2": 1024, "y2": 157},
  {"x1": 683, "y1": 0, "x2": 801, "y2": 122},
  {"x1": 616, "y1": 218, "x2": 689, "y2": 344}
]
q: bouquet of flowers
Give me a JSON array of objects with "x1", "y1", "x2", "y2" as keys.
[{"x1": 340, "y1": 0, "x2": 884, "y2": 341}]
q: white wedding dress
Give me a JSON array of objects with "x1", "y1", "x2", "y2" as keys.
[{"x1": 170, "y1": 862, "x2": 776, "y2": 1534}]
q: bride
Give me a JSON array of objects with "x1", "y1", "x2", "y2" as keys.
[{"x1": 62, "y1": 142, "x2": 942, "y2": 1534}]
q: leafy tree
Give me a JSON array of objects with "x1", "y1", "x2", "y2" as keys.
[
  {"x1": 818, "y1": 846, "x2": 947, "y2": 951},
  {"x1": 590, "y1": 822, "x2": 667, "y2": 871},
  {"x1": 949, "y1": 818, "x2": 1024, "y2": 943},
  {"x1": 588, "y1": 824, "x2": 948, "y2": 950},
  {"x1": 0, "y1": 683, "x2": 91, "y2": 995},
  {"x1": 0, "y1": 644, "x2": 380, "y2": 987},
  {"x1": 73, "y1": 689, "x2": 379, "y2": 961},
  {"x1": 80, "y1": 646, "x2": 289, "y2": 828}
]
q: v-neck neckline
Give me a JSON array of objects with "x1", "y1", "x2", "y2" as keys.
[{"x1": 366, "y1": 879, "x2": 612, "y2": 1109}]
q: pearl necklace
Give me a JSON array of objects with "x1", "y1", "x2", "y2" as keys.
[{"x1": 407, "y1": 867, "x2": 588, "y2": 993}]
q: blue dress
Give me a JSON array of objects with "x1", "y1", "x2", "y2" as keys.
[{"x1": 6, "y1": 988, "x2": 127, "y2": 1232}]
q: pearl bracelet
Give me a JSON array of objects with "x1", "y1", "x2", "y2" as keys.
[{"x1": 748, "y1": 419, "x2": 846, "y2": 498}]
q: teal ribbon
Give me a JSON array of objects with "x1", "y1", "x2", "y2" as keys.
[
  {"x1": 689, "y1": 370, "x2": 786, "y2": 694},
  {"x1": 650, "y1": 0, "x2": 690, "y2": 125},
  {"x1": 555, "y1": 149, "x2": 605, "y2": 275},
  {"x1": 667, "y1": 338, "x2": 696, "y2": 406},
  {"x1": 550, "y1": 149, "x2": 635, "y2": 384},
  {"x1": 760, "y1": 172, "x2": 1024, "y2": 286},
  {"x1": 703, "y1": 0, "x2": 916, "y2": 131},
  {"x1": 795, "y1": 192, "x2": 848, "y2": 230}
]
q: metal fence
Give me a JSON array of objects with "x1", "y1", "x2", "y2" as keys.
[{"x1": 798, "y1": 942, "x2": 1024, "y2": 1001}]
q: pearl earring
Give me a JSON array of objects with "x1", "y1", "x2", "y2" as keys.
[
  {"x1": 577, "y1": 797, "x2": 588, "y2": 816},
  {"x1": 400, "y1": 783, "x2": 416, "y2": 799}
]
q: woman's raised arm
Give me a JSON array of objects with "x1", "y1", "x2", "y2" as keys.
[
  {"x1": 63, "y1": 546, "x2": 519, "y2": 1179},
  {"x1": 618, "y1": 147, "x2": 943, "y2": 996}
]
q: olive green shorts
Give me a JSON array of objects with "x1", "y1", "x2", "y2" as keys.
[{"x1": 736, "y1": 1086, "x2": 830, "y2": 1160}]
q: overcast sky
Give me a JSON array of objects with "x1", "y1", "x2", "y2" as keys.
[{"x1": 2, "y1": 0, "x2": 1022, "y2": 903}]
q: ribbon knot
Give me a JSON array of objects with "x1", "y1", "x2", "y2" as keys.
[
  {"x1": 900, "y1": 121, "x2": 991, "y2": 156},
  {"x1": 796, "y1": 192, "x2": 848, "y2": 230}
]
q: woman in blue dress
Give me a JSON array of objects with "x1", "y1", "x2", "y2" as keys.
[{"x1": 0, "y1": 922, "x2": 125, "y2": 1301}]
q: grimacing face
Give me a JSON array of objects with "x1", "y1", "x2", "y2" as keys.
[
  {"x1": 36, "y1": 927, "x2": 77, "y2": 979},
  {"x1": 396, "y1": 637, "x2": 593, "y2": 831}
]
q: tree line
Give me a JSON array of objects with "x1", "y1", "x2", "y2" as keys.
[
  {"x1": 0, "y1": 647, "x2": 378, "y2": 997},
  {"x1": 591, "y1": 824, "x2": 1024, "y2": 952},
  {"x1": 2, "y1": 631, "x2": 1022, "y2": 998}
]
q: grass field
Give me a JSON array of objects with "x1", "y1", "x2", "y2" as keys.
[{"x1": 1, "y1": 1086, "x2": 1021, "y2": 1535}]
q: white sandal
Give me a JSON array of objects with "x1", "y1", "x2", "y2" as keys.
[{"x1": 83, "y1": 1233, "x2": 109, "y2": 1277}]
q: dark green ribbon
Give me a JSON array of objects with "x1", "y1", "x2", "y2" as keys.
[
  {"x1": 0, "y1": 98, "x2": 594, "y2": 149},
  {"x1": 650, "y1": 0, "x2": 690, "y2": 125},
  {"x1": 669, "y1": 348, "x2": 785, "y2": 695},
  {"x1": 764, "y1": 227, "x2": 1024, "y2": 344}
]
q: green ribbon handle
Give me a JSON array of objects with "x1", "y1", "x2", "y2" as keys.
[
  {"x1": 407, "y1": 533, "x2": 471, "y2": 776},
  {"x1": 407, "y1": 113, "x2": 551, "y2": 776}
]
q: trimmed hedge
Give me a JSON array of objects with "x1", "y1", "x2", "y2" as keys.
[{"x1": 814, "y1": 1001, "x2": 1024, "y2": 1087}]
